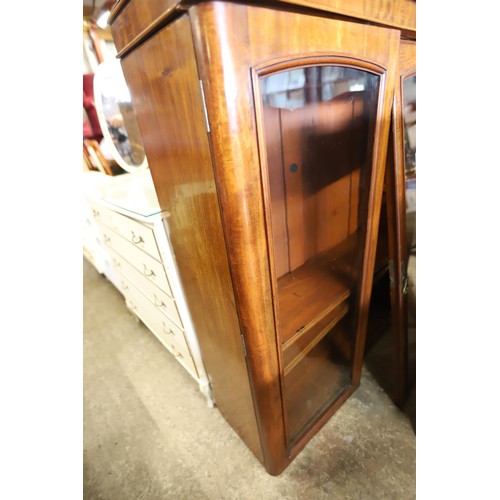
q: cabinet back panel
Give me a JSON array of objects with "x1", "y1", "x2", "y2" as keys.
[
  {"x1": 262, "y1": 105, "x2": 290, "y2": 278},
  {"x1": 262, "y1": 76, "x2": 377, "y2": 276},
  {"x1": 118, "y1": 15, "x2": 263, "y2": 463}
]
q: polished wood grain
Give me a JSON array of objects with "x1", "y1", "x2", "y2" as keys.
[
  {"x1": 109, "y1": 0, "x2": 183, "y2": 55},
  {"x1": 273, "y1": 0, "x2": 416, "y2": 31},
  {"x1": 190, "y1": 3, "x2": 287, "y2": 474},
  {"x1": 110, "y1": 0, "x2": 416, "y2": 41},
  {"x1": 190, "y1": 1, "x2": 400, "y2": 473},
  {"x1": 116, "y1": 14, "x2": 264, "y2": 463},
  {"x1": 399, "y1": 40, "x2": 417, "y2": 77},
  {"x1": 108, "y1": 0, "x2": 128, "y2": 23}
]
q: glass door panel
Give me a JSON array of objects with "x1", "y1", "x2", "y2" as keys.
[
  {"x1": 259, "y1": 65, "x2": 380, "y2": 445},
  {"x1": 403, "y1": 75, "x2": 416, "y2": 257}
]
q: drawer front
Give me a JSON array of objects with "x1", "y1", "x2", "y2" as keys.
[
  {"x1": 148, "y1": 286, "x2": 182, "y2": 328},
  {"x1": 107, "y1": 244, "x2": 173, "y2": 299},
  {"x1": 87, "y1": 200, "x2": 115, "y2": 229},
  {"x1": 104, "y1": 210, "x2": 161, "y2": 261},
  {"x1": 152, "y1": 314, "x2": 197, "y2": 375},
  {"x1": 119, "y1": 271, "x2": 197, "y2": 374},
  {"x1": 89, "y1": 201, "x2": 161, "y2": 261},
  {"x1": 109, "y1": 244, "x2": 182, "y2": 328},
  {"x1": 97, "y1": 222, "x2": 171, "y2": 294}
]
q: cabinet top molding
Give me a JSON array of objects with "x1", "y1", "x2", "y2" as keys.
[{"x1": 109, "y1": 0, "x2": 415, "y2": 57}]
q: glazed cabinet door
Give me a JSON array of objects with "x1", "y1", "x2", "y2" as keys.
[
  {"x1": 258, "y1": 63, "x2": 382, "y2": 447},
  {"x1": 191, "y1": 2, "x2": 400, "y2": 474},
  {"x1": 387, "y1": 39, "x2": 416, "y2": 406},
  {"x1": 399, "y1": 42, "x2": 416, "y2": 263}
]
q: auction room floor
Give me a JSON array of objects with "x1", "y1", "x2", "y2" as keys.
[{"x1": 83, "y1": 257, "x2": 416, "y2": 499}]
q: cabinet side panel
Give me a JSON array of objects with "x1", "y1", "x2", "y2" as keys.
[{"x1": 117, "y1": 15, "x2": 264, "y2": 463}]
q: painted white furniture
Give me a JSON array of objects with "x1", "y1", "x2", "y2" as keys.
[
  {"x1": 83, "y1": 190, "x2": 123, "y2": 292},
  {"x1": 83, "y1": 170, "x2": 214, "y2": 406}
]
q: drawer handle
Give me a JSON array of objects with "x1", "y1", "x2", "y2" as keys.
[
  {"x1": 120, "y1": 281, "x2": 128, "y2": 291},
  {"x1": 171, "y1": 346, "x2": 183, "y2": 359},
  {"x1": 162, "y1": 323, "x2": 175, "y2": 335},
  {"x1": 112, "y1": 258, "x2": 121, "y2": 268},
  {"x1": 154, "y1": 295, "x2": 166, "y2": 309},
  {"x1": 103, "y1": 234, "x2": 111, "y2": 243},
  {"x1": 143, "y1": 265, "x2": 156, "y2": 277},
  {"x1": 92, "y1": 208, "x2": 100, "y2": 218},
  {"x1": 131, "y1": 232, "x2": 144, "y2": 245}
]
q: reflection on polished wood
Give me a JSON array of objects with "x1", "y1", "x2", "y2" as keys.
[{"x1": 109, "y1": 0, "x2": 183, "y2": 54}]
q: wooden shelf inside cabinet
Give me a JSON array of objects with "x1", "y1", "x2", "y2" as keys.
[
  {"x1": 284, "y1": 314, "x2": 353, "y2": 444},
  {"x1": 278, "y1": 233, "x2": 359, "y2": 348}
]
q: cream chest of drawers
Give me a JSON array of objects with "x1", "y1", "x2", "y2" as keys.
[
  {"x1": 83, "y1": 189, "x2": 122, "y2": 292},
  {"x1": 83, "y1": 171, "x2": 213, "y2": 406}
]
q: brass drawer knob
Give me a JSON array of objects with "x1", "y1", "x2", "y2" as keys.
[
  {"x1": 143, "y1": 264, "x2": 156, "y2": 277},
  {"x1": 162, "y1": 323, "x2": 175, "y2": 335},
  {"x1": 131, "y1": 231, "x2": 144, "y2": 245}
]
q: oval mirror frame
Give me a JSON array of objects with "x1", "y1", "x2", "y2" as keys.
[{"x1": 93, "y1": 59, "x2": 149, "y2": 173}]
